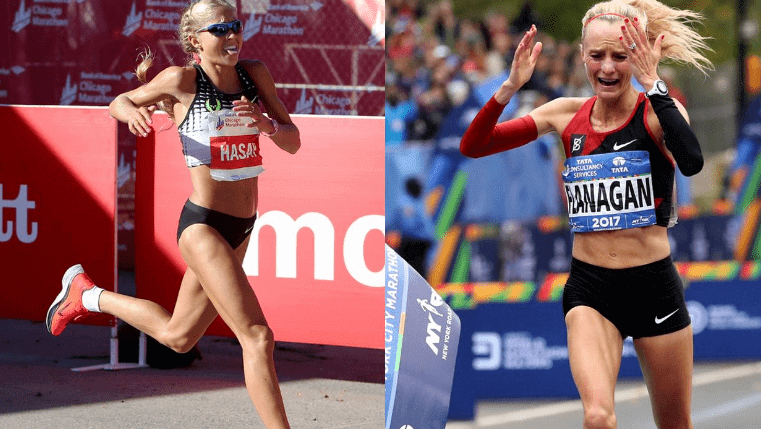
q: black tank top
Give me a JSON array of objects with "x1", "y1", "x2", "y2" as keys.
[{"x1": 561, "y1": 93, "x2": 677, "y2": 227}]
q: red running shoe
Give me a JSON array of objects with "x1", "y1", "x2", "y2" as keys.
[{"x1": 46, "y1": 264, "x2": 95, "y2": 336}]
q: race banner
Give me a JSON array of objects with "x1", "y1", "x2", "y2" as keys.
[
  {"x1": 1, "y1": 0, "x2": 383, "y2": 116},
  {"x1": 687, "y1": 279, "x2": 761, "y2": 358},
  {"x1": 385, "y1": 245, "x2": 461, "y2": 429}
]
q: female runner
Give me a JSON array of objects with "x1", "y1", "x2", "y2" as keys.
[
  {"x1": 46, "y1": 1, "x2": 298, "y2": 427},
  {"x1": 460, "y1": 1, "x2": 712, "y2": 427}
]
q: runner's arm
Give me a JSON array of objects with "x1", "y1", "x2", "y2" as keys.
[
  {"x1": 109, "y1": 66, "x2": 188, "y2": 136},
  {"x1": 459, "y1": 97, "x2": 538, "y2": 158},
  {"x1": 649, "y1": 95, "x2": 703, "y2": 176}
]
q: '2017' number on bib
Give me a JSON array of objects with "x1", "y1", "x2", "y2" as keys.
[{"x1": 592, "y1": 216, "x2": 621, "y2": 229}]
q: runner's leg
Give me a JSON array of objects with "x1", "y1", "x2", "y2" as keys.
[
  {"x1": 179, "y1": 224, "x2": 289, "y2": 429},
  {"x1": 98, "y1": 268, "x2": 218, "y2": 353},
  {"x1": 634, "y1": 326, "x2": 693, "y2": 429},
  {"x1": 566, "y1": 306, "x2": 624, "y2": 429}
]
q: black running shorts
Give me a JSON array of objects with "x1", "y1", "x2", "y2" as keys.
[
  {"x1": 176, "y1": 199, "x2": 257, "y2": 250},
  {"x1": 562, "y1": 256, "x2": 691, "y2": 339}
]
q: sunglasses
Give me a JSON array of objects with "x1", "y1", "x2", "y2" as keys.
[{"x1": 196, "y1": 20, "x2": 242, "y2": 37}]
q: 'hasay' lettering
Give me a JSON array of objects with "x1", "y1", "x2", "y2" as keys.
[{"x1": 221, "y1": 142, "x2": 257, "y2": 162}]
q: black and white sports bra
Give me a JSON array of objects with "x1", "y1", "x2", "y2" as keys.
[{"x1": 177, "y1": 63, "x2": 264, "y2": 181}]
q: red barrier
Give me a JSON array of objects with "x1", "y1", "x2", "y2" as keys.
[
  {"x1": 136, "y1": 114, "x2": 384, "y2": 349},
  {"x1": 0, "y1": 106, "x2": 116, "y2": 326}
]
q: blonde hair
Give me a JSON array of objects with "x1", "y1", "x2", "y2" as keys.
[
  {"x1": 135, "y1": 0, "x2": 237, "y2": 119},
  {"x1": 581, "y1": 0, "x2": 713, "y2": 76}
]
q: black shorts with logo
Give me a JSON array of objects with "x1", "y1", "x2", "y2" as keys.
[
  {"x1": 176, "y1": 199, "x2": 257, "y2": 250},
  {"x1": 562, "y1": 256, "x2": 691, "y2": 339}
]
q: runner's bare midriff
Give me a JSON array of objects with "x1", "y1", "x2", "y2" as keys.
[
  {"x1": 188, "y1": 165, "x2": 258, "y2": 218},
  {"x1": 572, "y1": 224, "x2": 671, "y2": 269}
]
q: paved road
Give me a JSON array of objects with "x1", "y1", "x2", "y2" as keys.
[
  {"x1": 0, "y1": 319, "x2": 383, "y2": 428},
  {"x1": 446, "y1": 361, "x2": 761, "y2": 428}
]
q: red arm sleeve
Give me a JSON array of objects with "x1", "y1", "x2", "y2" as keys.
[{"x1": 459, "y1": 96, "x2": 538, "y2": 158}]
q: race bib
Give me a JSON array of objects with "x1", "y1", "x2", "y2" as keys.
[
  {"x1": 207, "y1": 110, "x2": 264, "y2": 181},
  {"x1": 562, "y1": 151, "x2": 656, "y2": 232}
]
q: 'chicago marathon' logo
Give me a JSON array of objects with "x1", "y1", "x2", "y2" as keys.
[
  {"x1": 243, "y1": 12, "x2": 262, "y2": 40},
  {"x1": 295, "y1": 88, "x2": 314, "y2": 114},
  {"x1": 243, "y1": 1, "x2": 317, "y2": 40},
  {"x1": 60, "y1": 75, "x2": 77, "y2": 105},
  {"x1": 122, "y1": 2, "x2": 143, "y2": 37},
  {"x1": 12, "y1": 0, "x2": 79, "y2": 32},
  {"x1": 12, "y1": 0, "x2": 32, "y2": 32}
]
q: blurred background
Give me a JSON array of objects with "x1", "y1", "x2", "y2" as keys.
[{"x1": 385, "y1": 0, "x2": 761, "y2": 426}]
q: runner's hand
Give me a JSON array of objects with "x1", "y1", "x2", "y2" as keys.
[
  {"x1": 127, "y1": 105, "x2": 156, "y2": 137},
  {"x1": 233, "y1": 96, "x2": 275, "y2": 134},
  {"x1": 503, "y1": 24, "x2": 543, "y2": 92},
  {"x1": 620, "y1": 17, "x2": 664, "y2": 91}
]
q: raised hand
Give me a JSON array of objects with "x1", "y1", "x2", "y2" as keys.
[
  {"x1": 620, "y1": 17, "x2": 664, "y2": 91},
  {"x1": 498, "y1": 24, "x2": 543, "y2": 103}
]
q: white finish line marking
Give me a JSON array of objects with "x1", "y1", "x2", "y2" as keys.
[{"x1": 470, "y1": 361, "x2": 761, "y2": 427}]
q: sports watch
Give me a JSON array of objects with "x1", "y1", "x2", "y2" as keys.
[{"x1": 645, "y1": 79, "x2": 669, "y2": 98}]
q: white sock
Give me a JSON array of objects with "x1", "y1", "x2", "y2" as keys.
[{"x1": 81, "y1": 286, "x2": 104, "y2": 313}]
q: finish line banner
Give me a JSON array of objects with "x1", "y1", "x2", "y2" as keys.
[{"x1": 385, "y1": 245, "x2": 461, "y2": 429}]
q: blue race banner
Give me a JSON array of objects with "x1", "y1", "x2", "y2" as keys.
[
  {"x1": 687, "y1": 279, "x2": 761, "y2": 359},
  {"x1": 385, "y1": 245, "x2": 461, "y2": 429}
]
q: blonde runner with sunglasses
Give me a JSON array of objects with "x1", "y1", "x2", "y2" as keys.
[{"x1": 45, "y1": 1, "x2": 299, "y2": 427}]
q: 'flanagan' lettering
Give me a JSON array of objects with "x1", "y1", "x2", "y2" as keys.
[{"x1": 565, "y1": 176, "x2": 653, "y2": 216}]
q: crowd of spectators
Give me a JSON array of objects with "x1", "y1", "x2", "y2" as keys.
[
  {"x1": 386, "y1": 0, "x2": 597, "y2": 146},
  {"x1": 386, "y1": 0, "x2": 586, "y2": 275}
]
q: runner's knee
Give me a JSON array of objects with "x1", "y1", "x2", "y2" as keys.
[
  {"x1": 584, "y1": 406, "x2": 616, "y2": 429},
  {"x1": 239, "y1": 325, "x2": 275, "y2": 356},
  {"x1": 157, "y1": 330, "x2": 198, "y2": 354}
]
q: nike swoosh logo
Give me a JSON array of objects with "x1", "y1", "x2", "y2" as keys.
[
  {"x1": 613, "y1": 139, "x2": 637, "y2": 150},
  {"x1": 655, "y1": 309, "x2": 679, "y2": 324}
]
